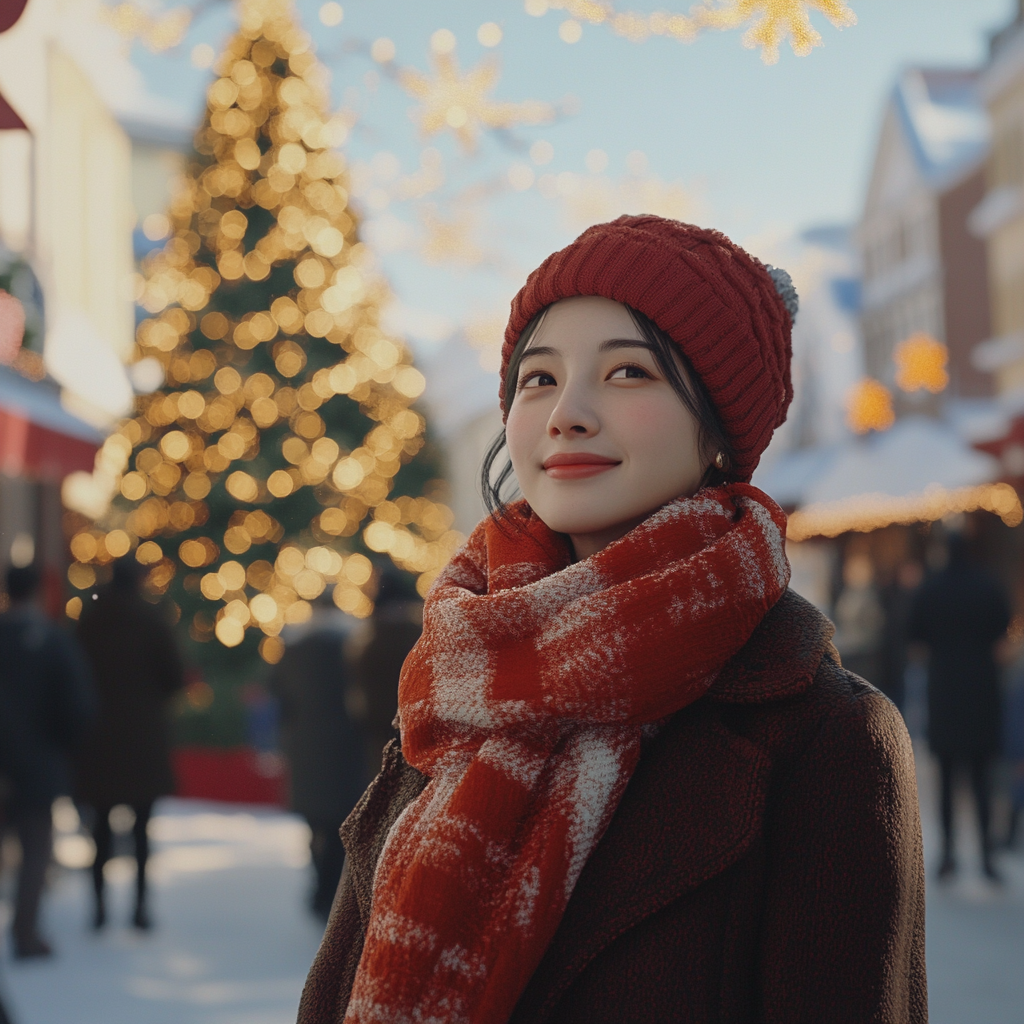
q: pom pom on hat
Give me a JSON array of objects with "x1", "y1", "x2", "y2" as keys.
[{"x1": 501, "y1": 215, "x2": 796, "y2": 481}]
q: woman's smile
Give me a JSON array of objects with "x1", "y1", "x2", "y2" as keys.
[{"x1": 542, "y1": 452, "x2": 620, "y2": 479}]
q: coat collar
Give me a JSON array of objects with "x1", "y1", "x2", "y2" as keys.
[
  {"x1": 512, "y1": 700, "x2": 772, "y2": 1021},
  {"x1": 708, "y1": 588, "x2": 838, "y2": 704}
]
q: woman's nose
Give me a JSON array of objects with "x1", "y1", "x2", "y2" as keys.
[{"x1": 546, "y1": 384, "x2": 598, "y2": 438}]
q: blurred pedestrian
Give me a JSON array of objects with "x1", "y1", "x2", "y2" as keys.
[
  {"x1": 0, "y1": 565, "x2": 94, "y2": 958},
  {"x1": 350, "y1": 567, "x2": 423, "y2": 779},
  {"x1": 878, "y1": 560, "x2": 923, "y2": 712},
  {"x1": 75, "y1": 557, "x2": 184, "y2": 930},
  {"x1": 908, "y1": 532, "x2": 1011, "y2": 881},
  {"x1": 832, "y1": 552, "x2": 884, "y2": 685},
  {"x1": 269, "y1": 594, "x2": 367, "y2": 920},
  {"x1": 1004, "y1": 655, "x2": 1024, "y2": 850}
]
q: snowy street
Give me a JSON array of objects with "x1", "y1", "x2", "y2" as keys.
[
  {"x1": 0, "y1": 749, "x2": 1023, "y2": 1024},
  {"x1": 1, "y1": 800, "x2": 323, "y2": 1024},
  {"x1": 916, "y1": 745, "x2": 1024, "y2": 1024}
]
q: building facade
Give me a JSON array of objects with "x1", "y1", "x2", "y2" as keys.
[
  {"x1": 859, "y1": 67, "x2": 992, "y2": 400},
  {"x1": 0, "y1": 0, "x2": 190, "y2": 601},
  {"x1": 971, "y1": 5, "x2": 1024, "y2": 395}
]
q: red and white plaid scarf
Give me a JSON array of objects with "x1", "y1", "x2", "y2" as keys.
[{"x1": 345, "y1": 484, "x2": 790, "y2": 1024}]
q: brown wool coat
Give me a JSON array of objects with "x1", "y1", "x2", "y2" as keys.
[{"x1": 298, "y1": 590, "x2": 927, "y2": 1024}]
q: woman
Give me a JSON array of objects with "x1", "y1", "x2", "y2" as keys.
[{"x1": 299, "y1": 216, "x2": 926, "y2": 1023}]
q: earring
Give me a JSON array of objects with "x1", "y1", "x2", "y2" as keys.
[{"x1": 714, "y1": 451, "x2": 726, "y2": 470}]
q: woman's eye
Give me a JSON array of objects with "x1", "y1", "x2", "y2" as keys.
[
  {"x1": 608, "y1": 364, "x2": 651, "y2": 380},
  {"x1": 519, "y1": 371, "x2": 556, "y2": 389}
]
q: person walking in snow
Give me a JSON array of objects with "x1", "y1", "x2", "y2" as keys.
[
  {"x1": 298, "y1": 216, "x2": 926, "y2": 1024},
  {"x1": 269, "y1": 593, "x2": 367, "y2": 920},
  {"x1": 75, "y1": 556, "x2": 184, "y2": 931},
  {"x1": 908, "y1": 531, "x2": 1011, "y2": 881},
  {"x1": 348, "y1": 566, "x2": 423, "y2": 779},
  {"x1": 0, "y1": 564, "x2": 94, "y2": 958}
]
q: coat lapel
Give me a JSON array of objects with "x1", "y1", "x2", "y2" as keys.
[
  {"x1": 513, "y1": 704, "x2": 772, "y2": 1019},
  {"x1": 341, "y1": 739, "x2": 429, "y2": 928}
]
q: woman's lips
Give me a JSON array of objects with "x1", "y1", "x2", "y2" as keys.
[{"x1": 542, "y1": 453, "x2": 620, "y2": 480}]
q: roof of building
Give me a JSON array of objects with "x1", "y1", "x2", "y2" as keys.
[{"x1": 892, "y1": 67, "x2": 989, "y2": 188}]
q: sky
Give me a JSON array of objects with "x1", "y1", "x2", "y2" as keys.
[{"x1": 132, "y1": 0, "x2": 1018, "y2": 353}]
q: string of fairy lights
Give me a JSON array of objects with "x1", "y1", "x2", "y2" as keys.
[{"x1": 108, "y1": 0, "x2": 859, "y2": 66}]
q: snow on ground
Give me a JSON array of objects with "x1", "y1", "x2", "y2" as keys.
[
  {"x1": 0, "y1": 752, "x2": 1022, "y2": 1023},
  {"x1": 917, "y1": 746, "x2": 1024, "y2": 1024},
  {"x1": 1, "y1": 799, "x2": 324, "y2": 1024}
]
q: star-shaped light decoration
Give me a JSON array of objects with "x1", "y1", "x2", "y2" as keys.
[
  {"x1": 894, "y1": 332, "x2": 949, "y2": 394},
  {"x1": 694, "y1": 0, "x2": 857, "y2": 64},
  {"x1": 846, "y1": 378, "x2": 895, "y2": 435},
  {"x1": 399, "y1": 50, "x2": 554, "y2": 150}
]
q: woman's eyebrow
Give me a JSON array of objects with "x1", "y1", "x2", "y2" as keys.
[
  {"x1": 599, "y1": 338, "x2": 658, "y2": 354},
  {"x1": 519, "y1": 345, "x2": 558, "y2": 361},
  {"x1": 520, "y1": 338, "x2": 655, "y2": 361}
]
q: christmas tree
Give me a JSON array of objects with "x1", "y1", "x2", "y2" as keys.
[{"x1": 66, "y1": 0, "x2": 460, "y2": 690}]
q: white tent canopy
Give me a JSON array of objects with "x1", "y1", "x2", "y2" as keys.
[
  {"x1": 771, "y1": 416, "x2": 1022, "y2": 540},
  {"x1": 804, "y1": 416, "x2": 998, "y2": 505}
]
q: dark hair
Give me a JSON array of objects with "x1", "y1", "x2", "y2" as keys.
[
  {"x1": 480, "y1": 304, "x2": 736, "y2": 519},
  {"x1": 6, "y1": 564, "x2": 41, "y2": 602}
]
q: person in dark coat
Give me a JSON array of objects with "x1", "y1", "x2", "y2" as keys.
[
  {"x1": 349, "y1": 567, "x2": 422, "y2": 779},
  {"x1": 0, "y1": 565, "x2": 94, "y2": 958},
  {"x1": 75, "y1": 557, "x2": 184, "y2": 930},
  {"x1": 878, "y1": 560, "x2": 923, "y2": 712},
  {"x1": 1004, "y1": 654, "x2": 1024, "y2": 849},
  {"x1": 908, "y1": 532, "x2": 1011, "y2": 881},
  {"x1": 298, "y1": 591, "x2": 927, "y2": 1024},
  {"x1": 269, "y1": 596, "x2": 368, "y2": 920}
]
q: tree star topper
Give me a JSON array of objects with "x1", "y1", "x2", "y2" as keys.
[{"x1": 399, "y1": 51, "x2": 554, "y2": 150}]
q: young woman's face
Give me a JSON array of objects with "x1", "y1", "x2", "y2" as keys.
[{"x1": 506, "y1": 296, "x2": 707, "y2": 560}]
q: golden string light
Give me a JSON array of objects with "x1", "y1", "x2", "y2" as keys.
[
  {"x1": 69, "y1": 0, "x2": 461, "y2": 659},
  {"x1": 787, "y1": 483, "x2": 1024, "y2": 542}
]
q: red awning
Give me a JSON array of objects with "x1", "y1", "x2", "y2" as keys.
[
  {"x1": 0, "y1": 405, "x2": 97, "y2": 478},
  {"x1": 0, "y1": 365, "x2": 102, "y2": 480}
]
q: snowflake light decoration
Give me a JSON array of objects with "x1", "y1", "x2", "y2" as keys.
[
  {"x1": 399, "y1": 51, "x2": 554, "y2": 150},
  {"x1": 694, "y1": 0, "x2": 857, "y2": 64}
]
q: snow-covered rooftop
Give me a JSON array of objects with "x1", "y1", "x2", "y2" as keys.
[{"x1": 894, "y1": 68, "x2": 990, "y2": 186}]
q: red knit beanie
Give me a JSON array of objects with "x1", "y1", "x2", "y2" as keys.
[{"x1": 500, "y1": 215, "x2": 795, "y2": 482}]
